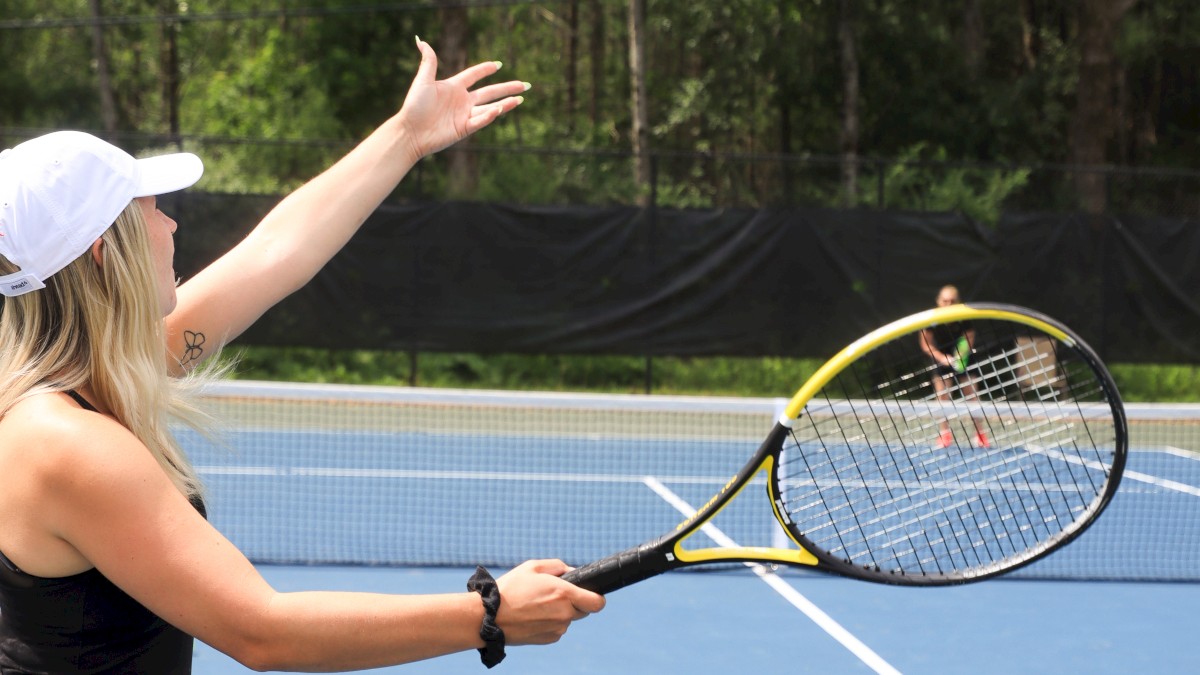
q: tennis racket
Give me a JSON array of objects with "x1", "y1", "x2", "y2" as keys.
[
  {"x1": 563, "y1": 303, "x2": 1127, "y2": 593},
  {"x1": 953, "y1": 335, "x2": 971, "y2": 373}
]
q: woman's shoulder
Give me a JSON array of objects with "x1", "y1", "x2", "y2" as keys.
[
  {"x1": 0, "y1": 392, "x2": 153, "y2": 578},
  {"x1": 3, "y1": 390, "x2": 108, "y2": 434},
  {"x1": 0, "y1": 392, "x2": 137, "y2": 475}
]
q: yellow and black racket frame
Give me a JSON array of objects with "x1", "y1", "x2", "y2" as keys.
[{"x1": 564, "y1": 303, "x2": 1127, "y2": 593}]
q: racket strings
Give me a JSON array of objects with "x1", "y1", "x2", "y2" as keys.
[
  {"x1": 792, "y1": 433, "x2": 1033, "y2": 571},
  {"x1": 776, "y1": 319, "x2": 1119, "y2": 579},
  {"x1": 840, "y1": 360, "x2": 951, "y2": 572}
]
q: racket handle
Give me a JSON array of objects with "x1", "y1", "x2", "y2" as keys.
[
  {"x1": 562, "y1": 541, "x2": 670, "y2": 595},
  {"x1": 954, "y1": 336, "x2": 970, "y2": 373}
]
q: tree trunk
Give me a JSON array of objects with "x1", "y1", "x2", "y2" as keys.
[
  {"x1": 1017, "y1": 0, "x2": 1039, "y2": 71},
  {"x1": 87, "y1": 0, "x2": 118, "y2": 137},
  {"x1": 838, "y1": 0, "x2": 859, "y2": 208},
  {"x1": 159, "y1": 11, "x2": 181, "y2": 145},
  {"x1": 1069, "y1": 0, "x2": 1137, "y2": 215},
  {"x1": 961, "y1": 0, "x2": 984, "y2": 79},
  {"x1": 775, "y1": 0, "x2": 794, "y2": 201},
  {"x1": 628, "y1": 0, "x2": 651, "y2": 206},
  {"x1": 438, "y1": 2, "x2": 477, "y2": 198},
  {"x1": 567, "y1": 0, "x2": 579, "y2": 134},
  {"x1": 589, "y1": 0, "x2": 605, "y2": 128}
]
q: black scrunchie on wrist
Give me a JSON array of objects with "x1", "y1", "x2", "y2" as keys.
[{"x1": 467, "y1": 565, "x2": 506, "y2": 668}]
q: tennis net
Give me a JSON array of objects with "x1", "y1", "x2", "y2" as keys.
[{"x1": 182, "y1": 381, "x2": 1200, "y2": 582}]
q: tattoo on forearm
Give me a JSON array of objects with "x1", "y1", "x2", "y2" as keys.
[{"x1": 181, "y1": 330, "x2": 206, "y2": 368}]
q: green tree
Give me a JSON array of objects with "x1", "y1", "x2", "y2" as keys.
[{"x1": 184, "y1": 20, "x2": 344, "y2": 193}]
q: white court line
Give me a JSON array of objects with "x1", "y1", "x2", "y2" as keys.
[
  {"x1": 641, "y1": 476, "x2": 902, "y2": 675},
  {"x1": 1123, "y1": 470, "x2": 1200, "y2": 497},
  {"x1": 195, "y1": 465, "x2": 749, "y2": 486},
  {"x1": 1132, "y1": 440, "x2": 1200, "y2": 496},
  {"x1": 1164, "y1": 446, "x2": 1198, "y2": 460},
  {"x1": 1024, "y1": 445, "x2": 1200, "y2": 498}
]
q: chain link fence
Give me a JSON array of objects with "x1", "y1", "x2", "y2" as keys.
[{"x1": 3, "y1": 127, "x2": 1197, "y2": 218}]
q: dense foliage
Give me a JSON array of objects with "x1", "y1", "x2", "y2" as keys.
[
  {"x1": 2, "y1": 1, "x2": 1198, "y2": 212},
  {"x1": 2, "y1": 2, "x2": 1197, "y2": 395}
]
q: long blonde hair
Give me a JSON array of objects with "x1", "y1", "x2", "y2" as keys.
[{"x1": 0, "y1": 200, "x2": 214, "y2": 498}]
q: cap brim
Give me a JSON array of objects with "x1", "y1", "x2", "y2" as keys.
[{"x1": 133, "y1": 153, "x2": 204, "y2": 198}]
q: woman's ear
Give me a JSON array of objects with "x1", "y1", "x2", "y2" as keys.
[{"x1": 90, "y1": 238, "x2": 104, "y2": 267}]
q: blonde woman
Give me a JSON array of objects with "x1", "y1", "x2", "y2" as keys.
[
  {"x1": 0, "y1": 39, "x2": 602, "y2": 674},
  {"x1": 918, "y1": 285, "x2": 990, "y2": 449}
]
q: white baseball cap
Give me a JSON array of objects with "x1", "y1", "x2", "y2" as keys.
[{"x1": 0, "y1": 130, "x2": 203, "y2": 297}]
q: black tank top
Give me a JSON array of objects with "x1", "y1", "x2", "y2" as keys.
[
  {"x1": 0, "y1": 391, "x2": 201, "y2": 674},
  {"x1": 927, "y1": 320, "x2": 972, "y2": 354}
]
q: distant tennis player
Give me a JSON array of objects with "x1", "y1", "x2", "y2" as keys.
[
  {"x1": 918, "y1": 285, "x2": 991, "y2": 449},
  {"x1": 0, "y1": 38, "x2": 602, "y2": 674}
]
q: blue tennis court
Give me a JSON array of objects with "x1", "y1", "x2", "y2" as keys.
[{"x1": 183, "y1": 383, "x2": 1200, "y2": 672}]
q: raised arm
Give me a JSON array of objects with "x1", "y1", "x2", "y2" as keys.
[{"x1": 164, "y1": 38, "x2": 529, "y2": 373}]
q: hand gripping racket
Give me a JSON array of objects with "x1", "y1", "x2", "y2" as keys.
[{"x1": 563, "y1": 303, "x2": 1127, "y2": 593}]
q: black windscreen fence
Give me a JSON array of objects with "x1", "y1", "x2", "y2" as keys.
[{"x1": 167, "y1": 193, "x2": 1199, "y2": 363}]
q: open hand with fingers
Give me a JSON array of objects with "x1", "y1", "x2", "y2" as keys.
[{"x1": 399, "y1": 37, "x2": 531, "y2": 159}]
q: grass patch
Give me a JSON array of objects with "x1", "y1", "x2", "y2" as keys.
[{"x1": 222, "y1": 347, "x2": 1199, "y2": 402}]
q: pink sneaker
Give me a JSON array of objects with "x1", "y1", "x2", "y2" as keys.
[
  {"x1": 972, "y1": 432, "x2": 990, "y2": 449},
  {"x1": 935, "y1": 430, "x2": 954, "y2": 449}
]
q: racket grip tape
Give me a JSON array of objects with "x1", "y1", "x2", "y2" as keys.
[{"x1": 561, "y1": 540, "x2": 671, "y2": 595}]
